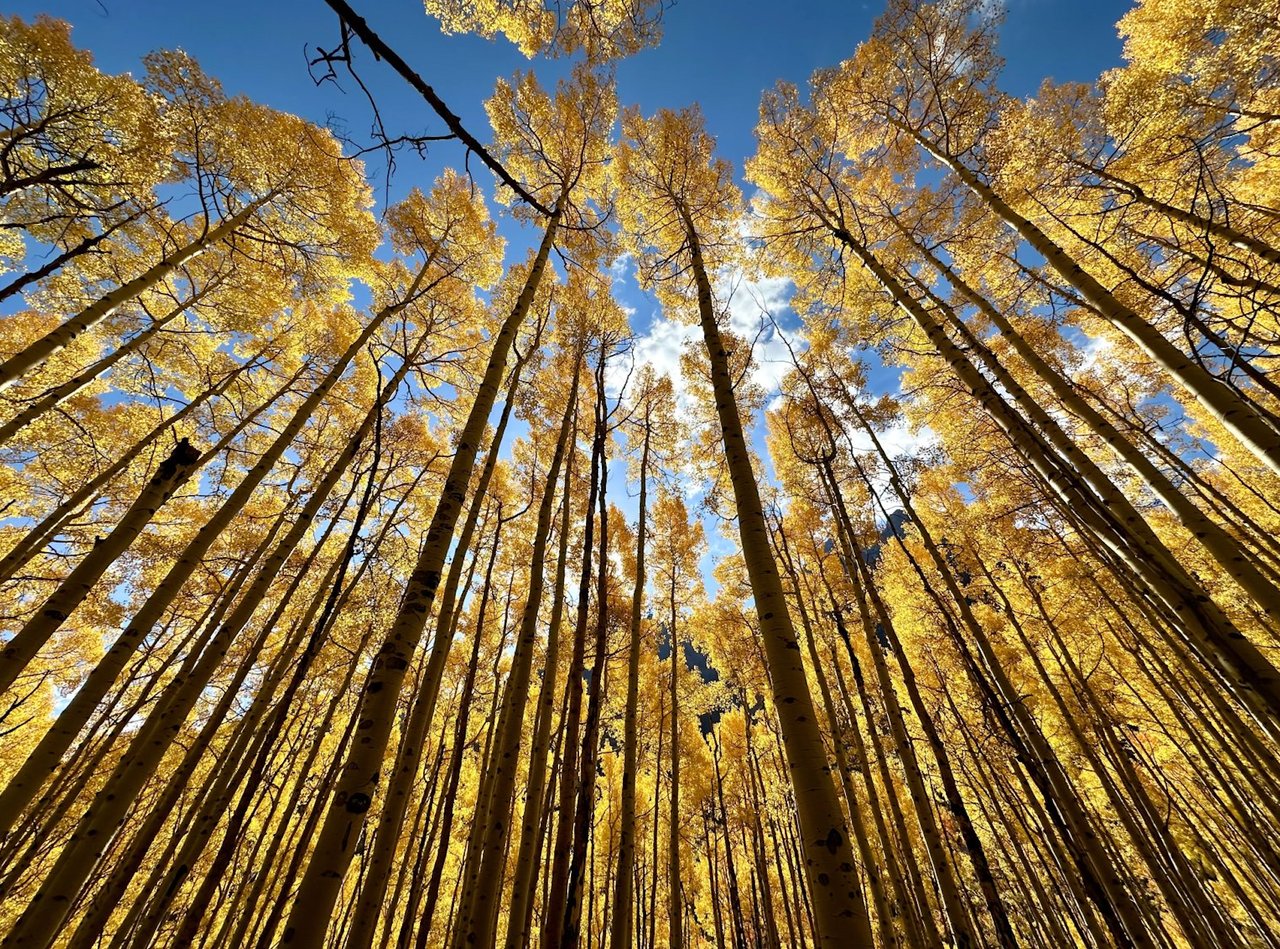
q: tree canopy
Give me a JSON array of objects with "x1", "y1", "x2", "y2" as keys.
[{"x1": 2, "y1": 1, "x2": 1280, "y2": 947}]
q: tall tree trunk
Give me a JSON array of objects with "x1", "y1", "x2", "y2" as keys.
[
  {"x1": 678, "y1": 201, "x2": 872, "y2": 946},
  {"x1": 899, "y1": 225, "x2": 1280, "y2": 621},
  {"x1": 280, "y1": 200, "x2": 563, "y2": 948},
  {"x1": 0, "y1": 288, "x2": 203, "y2": 448},
  {"x1": 0, "y1": 437, "x2": 201, "y2": 686},
  {"x1": 608, "y1": 393, "x2": 652, "y2": 949},
  {"x1": 452, "y1": 355, "x2": 580, "y2": 949},
  {"x1": 561, "y1": 353, "x2": 614, "y2": 948},
  {"x1": 418, "y1": 515, "x2": 506, "y2": 947},
  {"x1": 542, "y1": 378, "x2": 604, "y2": 949},
  {"x1": 0, "y1": 195, "x2": 273, "y2": 392},
  {"x1": 773, "y1": 527, "x2": 895, "y2": 948},
  {"x1": 710, "y1": 733, "x2": 749, "y2": 949},
  {"x1": 668, "y1": 617, "x2": 684, "y2": 949},
  {"x1": 504, "y1": 404, "x2": 578, "y2": 949},
  {"x1": 342, "y1": 328, "x2": 543, "y2": 949},
  {"x1": 0, "y1": 271, "x2": 414, "y2": 852},
  {"x1": 898, "y1": 122, "x2": 1280, "y2": 474},
  {"x1": 0, "y1": 354, "x2": 254, "y2": 585}
]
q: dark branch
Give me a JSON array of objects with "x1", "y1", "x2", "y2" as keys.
[{"x1": 319, "y1": 0, "x2": 554, "y2": 217}]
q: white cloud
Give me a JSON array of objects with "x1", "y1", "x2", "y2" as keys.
[
  {"x1": 608, "y1": 251, "x2": 634, "y2": 280},
  {"x1": 631, "y1": 312, "x2": 698, "y2": 390},
  {"x1": 1076, "y1": 332, "x2": 1113, "y2": 373},
  {"x1": 718, "y1": 270, "x2": 803, "y2": 398}
]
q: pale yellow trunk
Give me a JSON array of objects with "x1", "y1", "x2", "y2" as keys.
[
  {"x1": 278, "y1": 204, "x2": 562, "y2": 949},
  {"x1": 904, "y1": 124, "x2": 1280, "y2": 476},
  {"x1": 0, "y1": 197, "x2": 270, "y2": 392},
  {"x1": 681, "y1": 204, "x2": 873, "y2": 947}
]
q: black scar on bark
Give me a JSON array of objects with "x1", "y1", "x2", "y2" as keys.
[{"x1": 819, "y1": 827, "x2": 843, "y2": 854}]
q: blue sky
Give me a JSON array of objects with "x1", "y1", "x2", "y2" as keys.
[
  {"x1": 15, "y1": 0, "x2": 1132, "y2": 195},
  {"x1": 11, "y1": 0, "x2": 1138, "y2": 583}
]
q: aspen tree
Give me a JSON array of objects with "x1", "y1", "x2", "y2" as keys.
[
  {"x1": 451, "y1": 345, "x2": 581, "y2": 948},
  {"x1": 560, "y1": 340, "x2": 623, "y2": 947},
  {"x1": 0, "y1": 438, "x2": 199, "y2": 680},
  {"x1": 750, "y1": 82, "x2": 1280, "y2": 727},
  {"x1": 0, "y1": 349, "x2": 268, "y2": 584},
  {"x1": 7, "y1": 4, "x2": 1280, "y2": 945},
  {"x1": 20, "y1": 327, "x2": 433, "y2": 949},
  {"x1": 844, "y1": 0, "x2": 1280, "y2": 475},
  {"x1": 616, "y1": 106, "x2": 873, "y2": 947},
  {"x1": 0, "y1": 353, "x2": 307, "y2": 696},
  {"x1": 503, "y1": 384, "x2": 579, "y2": 949},
  {"x1": 543, "y1": 357, "x2": 607, "y2": 949},
  {"x1": 649, "y1": 490, "x2": 706, "y2": 949},
  {"x1": 607, "y1": 366, "x2": 655, "y2": 949},
  {"x1": 0, "y1": 270, "x2": 424, "y2": 851},
  {"x1": 280, "y1": 66, "x2": 614, "y2": 947}
]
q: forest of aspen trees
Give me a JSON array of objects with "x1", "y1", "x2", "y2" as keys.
[{"x1": 0, "y1": 0, "x2": 1278, "y2": 946}]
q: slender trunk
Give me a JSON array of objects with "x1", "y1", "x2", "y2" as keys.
[
  {"x1": 648, "y1": 654, "x2": 666, "y2": 949},
  {"x1": 280, "y1": 201, "x2": 563, "y2": 948},
  {"x1": 341, "y1": 331, "x2": 542, "y2": 949},
  {"x1": 452, "y1": 358, "x2": 580, "y2": 949},
  {"x1": 703, "y1": 807, "x2": 728, "y2": 949},
  {"x1": 710, "y1": 735, "x2": 748, "y2": 949},
  {"x1": 608, "y1": 398, "x2": 651, "y2": 949},
  {"x1": 902, "y1": 227, "x2": 1280, "y2": 621},
  {"x1": 742, "y1": 717, "x2": 783, "y2": 949},
  {"x1": 0, "y1": 355, "x2": 252, "y2": 585},
  {"x1": 0, "y1": 437, "x2": 201, "y2": 688},
  {"x1": 0, "y1": 290, "x2": 199, "y2": 448},
  {"x1": 0, "y1": 274, "x2": 421, "y2": 948},
  {"x1": 419, "y1": 521, "x2": 505, "y2": 947},
  {"x1": 561, "y1": 356, "x2": 614, "y2": 948},
  {"x1": 0, "y1": 196, "x2": 272, "y2": 392},
  {"x1": 542, "y1": 383, "x2": 604, "y2": 949},
  {"x1": 901, "y1": 123, "x2": 1280, "y2": 474},
  {"x1": 678, "y1": 201, "x2": 872, "y2": 946},
  {"x1": 505, "y1": 406, "x2": 578, "y2": 949},
  {"x1": 668, "y1": 620, "x2": 684, "y2": 949}
]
